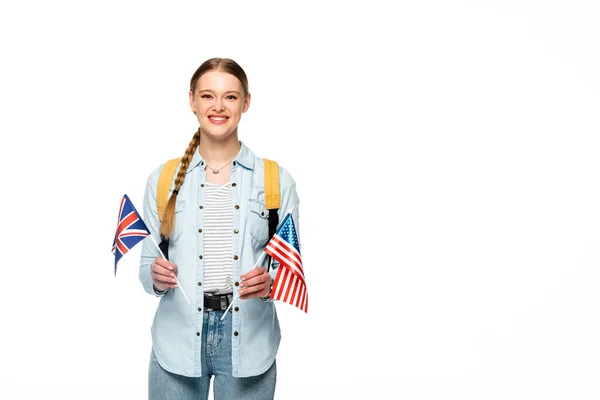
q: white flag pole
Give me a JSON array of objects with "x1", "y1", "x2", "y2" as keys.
[
  {"x1": 220, "y1": 204, "x2": 296, "y2": 321},
  {"x1": 148, "y1": 234, "x2": 191, "y2": 305}
]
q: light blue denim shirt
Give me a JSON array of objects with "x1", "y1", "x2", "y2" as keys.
[{"x1": 139, "y1": 142, "x2": 300, "y2": 378}]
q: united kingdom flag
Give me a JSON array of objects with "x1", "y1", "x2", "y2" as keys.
[{"x1": 112, "y1": 194, "x2": 151, "y2": 275}]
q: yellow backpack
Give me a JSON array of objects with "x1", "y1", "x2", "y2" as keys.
[{"x1": 156, "y1": 157, "x2": 281, "y2": 261}]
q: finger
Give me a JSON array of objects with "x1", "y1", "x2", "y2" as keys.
[
  {"x1": 239, "y1": 287, "x2": 268, "y2": 299},
  {"x1": 239, "y1": 273, "x2": 269, "y2": 289},
  {"x1": 152, "y1": 269, "x2": 178, "y2": 284},
  {"x1": 239, "y1": 280, "x2": 270, "y2": 298},
  {"x1": 152, "y1": 275, "x2": 179, "y2": 290},
  {"x1": 155, "y1": 257, "x2": 176, "y2": 271},
  {"x1": 240, "y1": 266, "x2": 267, "y2": 281},
  {"x1": 154, "y1": 282, "x2": 178, "y2": 290},
  {"x1": 151, "y1": 263, "x2": 178, "y2": 282},
  {"x1": 240, "y1": 284, "x2": 267, "y2": 295}
]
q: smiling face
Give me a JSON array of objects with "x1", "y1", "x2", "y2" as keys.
[{"x1": 189, "y1": 70, "x2": 251, "y2": 141}]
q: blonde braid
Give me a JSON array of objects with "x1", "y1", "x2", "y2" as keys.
[{"x1": 159, "y1": 128, "x2": 201, "y2": 238}]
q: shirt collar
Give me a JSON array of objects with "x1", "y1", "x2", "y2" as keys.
[{"x1": 233, "y1": 141, "x2": 255, "y2": 170}]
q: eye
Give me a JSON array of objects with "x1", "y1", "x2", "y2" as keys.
[
  {"x1": 226, "y1": 95, "x2": 238, "y2": 100},
  {"x1": 201, "y1": 94, "x2": 212, "y2": 99}
]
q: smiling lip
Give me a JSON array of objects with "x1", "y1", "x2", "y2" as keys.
[{"x1": 208, "y1": 115, "x2": 229, "y2": 124}]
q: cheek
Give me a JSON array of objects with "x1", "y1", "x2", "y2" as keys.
[{"x1": 195, "y1": 102, "x2": 210, "y2": 113}]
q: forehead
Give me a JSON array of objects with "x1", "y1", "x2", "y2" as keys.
[{"x1": 197, "y1": 70, "x2": 243, "y2": 92}]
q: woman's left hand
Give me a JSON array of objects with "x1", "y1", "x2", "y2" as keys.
[{"x1": 239, "y1": 267, "x2": 271, "y2": 299}]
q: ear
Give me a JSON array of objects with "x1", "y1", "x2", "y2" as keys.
[
  {"x1": 189, "y1": 90, "x2": 196, "y2": 114},
  {"x1": 242, "y1": 92, "x2": 251, "y2": 113}
]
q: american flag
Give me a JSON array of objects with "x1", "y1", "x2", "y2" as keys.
[
  {"x1": 265, "y1": 211, "x2": 307, "y2": 313},
  {"x1": 112, "y1": 194, "x2": 151, "y2": 275}
]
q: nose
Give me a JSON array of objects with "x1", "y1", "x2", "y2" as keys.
[{"x1": 212, "y1": 98, "x2": 224, "y2": 112}]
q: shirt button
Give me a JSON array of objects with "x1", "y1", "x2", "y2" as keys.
[
  {"x1": 198, "y1": 228, "x2": 203, "y2": 233},
  {"x1": 234, "y1": 331, "x2": 239, "y2": 336},
  {"x1": 198, "y1": 307, "x2": 202, "y2": 312},
  {"x1": 199, "y1": 205, "x2": 203, "y2": 209},
  {"x1": 198, "y1": 282, "x2": 202, "y2": 286},
  {"x1": 261, "y1": 212, "x2": 264, "y2": 216},
  {"x1": 233, "y1": 161, "x2": 237, "y2": 166},
  {"x1": 234, "y1": 307, "x2": 239, "y2": 312},
  {"x1": 233, "y1": 255, "x2": 238, "y2": 260},
  {"x1": 196, "y1": 332, "x2": 200, "y2": 336},
  {"x1": 232, "y1": 183, "x2": 237, "y2": 187},
  {"x1": 235, "y1": 205, "x2": 240, "y2": 209},
  {"x1": 201, "y1": 161, "x2": 204, "y2": 166},
  {"x1": 234, "y1": 229, "x2": 239, "y2": 234},
  {"x1": 199, "y1": 255, "x2": 203, "y2": 260},
  {"x1": 234, "y1": 282, "x2": 239, "y2": 287},
  {"x1": 200, "y1": 184, "x2": 204, "y2": 187}
]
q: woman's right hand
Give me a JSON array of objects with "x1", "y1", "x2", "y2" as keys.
[{"x1": 151, "y1": 257, "x2": 179, "y2": 292}]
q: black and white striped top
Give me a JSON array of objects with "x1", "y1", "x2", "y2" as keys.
[{"x1": 203, "y1": 182, "x2": 233, "y2": 293}]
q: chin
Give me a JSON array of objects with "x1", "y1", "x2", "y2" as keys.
[{"x1": 202, "y1": 128, "x2": 235, "y2": 140}]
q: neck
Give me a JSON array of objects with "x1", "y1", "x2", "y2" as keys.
[{"x1": 198, "y1": 133, "x2": 241, "y2": 165}]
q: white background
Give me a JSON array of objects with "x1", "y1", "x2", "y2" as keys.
[{"x1": 1, "y1": 1, "x2": 599, "y2": 399}]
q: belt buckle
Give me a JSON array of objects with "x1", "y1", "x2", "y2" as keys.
[{"x1": 219, "y1": 295, "x2": 228, "y2": 310}]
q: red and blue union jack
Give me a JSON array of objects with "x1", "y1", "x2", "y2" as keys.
[{"x1": 112, "y1": 194, "x2": 151, "y2": 274}]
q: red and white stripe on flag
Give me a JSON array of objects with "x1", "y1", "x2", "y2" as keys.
[{"x1": 265, "y1": 235, "x2": 307, "y2": 313}]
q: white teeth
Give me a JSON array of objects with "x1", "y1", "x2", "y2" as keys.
[{"x1": 211, "y1": 117, "x2": 226, "y2": 121}]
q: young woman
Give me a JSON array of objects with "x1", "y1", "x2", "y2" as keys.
[{"x1": 139, "y1": 57, "x2": 300, "y2": 399}]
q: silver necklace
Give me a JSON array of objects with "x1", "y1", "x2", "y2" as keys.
[{"x1": 205, "y1": 160, "x2": 232, "y2": 174}]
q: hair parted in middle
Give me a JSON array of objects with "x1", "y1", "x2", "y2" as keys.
[{"x1": 159, "y1": 58, "x2": 249, "y2": 239}]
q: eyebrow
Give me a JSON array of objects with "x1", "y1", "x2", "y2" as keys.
[{"x1": 197, "y1": 89, "x2": 241, "y2": 95}]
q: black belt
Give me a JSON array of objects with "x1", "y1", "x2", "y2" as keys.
[{"x1": 203, "y1": 293, "x2": 233, "y2": 311}]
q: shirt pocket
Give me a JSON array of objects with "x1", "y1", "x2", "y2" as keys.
[
  {"x1": 171, "y1": 199, "x2": 186, "y2": 242},
  {"x1": 247, "y1": 198, "x2": 270, "y2": 247}
]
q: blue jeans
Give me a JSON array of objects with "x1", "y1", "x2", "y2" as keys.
[{"x1": 148, "y1": 310, "x2": 277, "y2": 400}]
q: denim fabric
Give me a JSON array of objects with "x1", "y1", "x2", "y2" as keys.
[
  {"x1": 148, "y1": 311, "x2": 276, "y2": 400},
  {"x1": 139, "y1": 142, "x2": 300, "y2": 378}
]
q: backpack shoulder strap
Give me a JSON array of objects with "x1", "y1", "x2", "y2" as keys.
[
  {"x1": 263, "y1": 158, "x2": 280, "y2": 272},
  {"x1": 263, "y1": 158, "x2": 280, "y2": 211},
  {"x1": 157, "y1": 157, "x2": 181, "y2": 222}
]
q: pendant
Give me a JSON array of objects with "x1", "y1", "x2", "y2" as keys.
[{"x1": 213, "y1": 170, "x2": 219, "y2": 174}]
